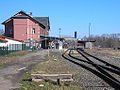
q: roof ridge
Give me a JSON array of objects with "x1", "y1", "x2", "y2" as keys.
[
  {"x1": 2, "y1": 11, "x2": 46, "y2": 29},
  {"x1": 33, "y1": 17, "x2": 49, "y2": 18}
]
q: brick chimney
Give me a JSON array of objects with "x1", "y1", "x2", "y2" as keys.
[{"x1": 29, "y1": 12, "x2": 32, "y2": 16}]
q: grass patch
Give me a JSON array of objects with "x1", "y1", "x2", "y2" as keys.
[
  {"x1": 0, "y1": 63, "x2": 5, "y2": 67},
  {"x1": 0, "y1": 50, "x2": 35, "y2": 67},
  {"x1": 17, "y1": 79, "x2": 83, "y2": 90},
  {"x1": 86, "y1": 48, "x2": 120, "y2": 56},
  {"x1": 18, "y1": 52, "x2": 84, "y2": 90},
  {"x1": 5, "y1": 50, "x2": 36, "y2": 57},
  {"x1": 31, "y1": 55, "x2": 77, "y2": 74}
]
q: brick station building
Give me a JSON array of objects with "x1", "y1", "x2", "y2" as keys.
[{"x1": 2, "y1": 11, "x2": 50, "y2": 48}]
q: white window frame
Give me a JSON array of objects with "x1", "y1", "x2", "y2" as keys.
[{"x1": 31, "y1": 28, "x2": 35, "y2": 34}]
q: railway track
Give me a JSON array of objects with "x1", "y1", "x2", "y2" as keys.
[{"x1": 62, "y1": 48, "x2": 120, "y2": 90}]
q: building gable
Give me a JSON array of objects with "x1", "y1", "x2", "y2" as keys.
[
  {"x1": 1, "y1": 11, "x2": 49, "y2": 43},
  {"x1": 2, "y1": 11, "x2": 46, "y2": 29}
]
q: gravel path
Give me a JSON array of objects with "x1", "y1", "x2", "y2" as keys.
[
  {"x1": 51, "y1": 50, "x2": 120, "y2": 90},
  {"x1": 0, "y1": 50, "x2": 48, "y2": 90}
]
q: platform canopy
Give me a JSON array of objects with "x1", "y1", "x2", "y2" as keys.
[{"x1": 40, "y1": 36, "x2": 64, "y2": 41}]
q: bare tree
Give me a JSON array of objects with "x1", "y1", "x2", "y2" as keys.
[
  {"x1": 82, "y1": 33, "x2": 120, "y2": 48},
  {"x1": 0, "y1": 29, "x2": 4, "y2": 35}
]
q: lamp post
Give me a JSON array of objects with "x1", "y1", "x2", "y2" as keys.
[
  {"x1": 44, "y1": 31, "x2": 46, "y2": 49},
  {"x1": 32, "y1": 28, "x2": 34, "y2": 51}
]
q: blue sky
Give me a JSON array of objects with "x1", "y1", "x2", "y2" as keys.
[{"x1": 0, "y1": 0, "x2": 120, "y2": 38}]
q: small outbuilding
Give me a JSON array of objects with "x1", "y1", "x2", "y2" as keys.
[
  {"x1": 78, "y1": 40, "x2": 95, "y2": 49},
  {"x1": 0, "y1": 35, "x2": 23, "y2": 50},
  {"x1": 40, "y1": 36, "x2": 64, "y2": 50}
]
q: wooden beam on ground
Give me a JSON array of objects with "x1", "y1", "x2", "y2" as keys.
[{"x1": 31, "y1": 74, "x2": 73, "y2": 85}]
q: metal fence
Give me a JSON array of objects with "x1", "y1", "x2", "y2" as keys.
[{"x1": 0, "y1": 44, "x2": 27, "y2": 56}]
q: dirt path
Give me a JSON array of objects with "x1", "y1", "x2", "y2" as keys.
[{"x1": 0, "y1": 50, "x2": 48, "y2": 90}]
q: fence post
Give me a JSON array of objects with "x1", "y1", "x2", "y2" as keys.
[
  {"x1": 57, "y1": 79, "x2": 61, "y2": 85},
  {"x1": 3, "y1": 46, "x2": 5, "y2": 55},
  {"x1": 7, "y1": 45, "x2": 8, "y2": 54},
  {"x1": 0, "y1": 47, "x2": 1, "y2": 56}
]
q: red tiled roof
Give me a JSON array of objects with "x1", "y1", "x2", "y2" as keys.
[
  {"x1": 0, "y1": 35, "x2": 23, "y2": 42},
  {"x1": 0, "y1": 38, "x2": 8, "y2": 42},
  {"x1": 0, "y1": 35, "x2": 5, "y2": 38}
]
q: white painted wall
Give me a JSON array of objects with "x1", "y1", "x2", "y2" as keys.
[
  {"x1": 59, "y1": 41, "x2": 63, "y2": 50},
  {"x1": 85, "y1": 42, "x2": 93, "y2": 49},
  {"x1": 0, "y1": 42, "x2": 7, "y2": 47},
  {"x1": 5, "y1": 38, "x2": 22, "y2": 45},
  {"x1": 0, "y1": 38, "x2": 22, "y2": 47}
]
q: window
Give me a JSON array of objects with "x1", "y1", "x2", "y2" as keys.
[
  {"x1": 9, "y1": 28, "x2": 12, "y2": 34},
  {"x1": 32, "y1": 28, "x2": 35, "y2": 34}
]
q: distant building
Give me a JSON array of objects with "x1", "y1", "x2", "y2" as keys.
[
  {"x1": 78, "y1": 40, "x2": 95, "y2": 49},
  {"x1": 40, "y1": 36, "x2": 64, "y2": 49},
  {"x1": 2, "y1": 11, "x2": 50, "y2": 47}
]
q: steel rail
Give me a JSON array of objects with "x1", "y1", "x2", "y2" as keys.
[
  {"x1": 62, "y1": 49, "x2": 120, "y2": 89},
  {"x1": 68, "y1": 49, "x2": 120, "y2": 75},
  {"x1": 74, "y1": 50, "x2": 120, "y2": 83},
  {"x1": 77, "y1": 48, "x2": 120, "y2": 71}
]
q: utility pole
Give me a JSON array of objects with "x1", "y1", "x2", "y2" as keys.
[
  {"x1": 89, "y1": 23, "x2": 91, "y2": 41},
  {"x1": 59, "y1": 28, "x2": 61, "y2": 38}
]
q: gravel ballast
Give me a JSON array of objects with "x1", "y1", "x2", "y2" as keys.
[{"x1": 51, "y1": 50, "x2": 120, "y2": 90}]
